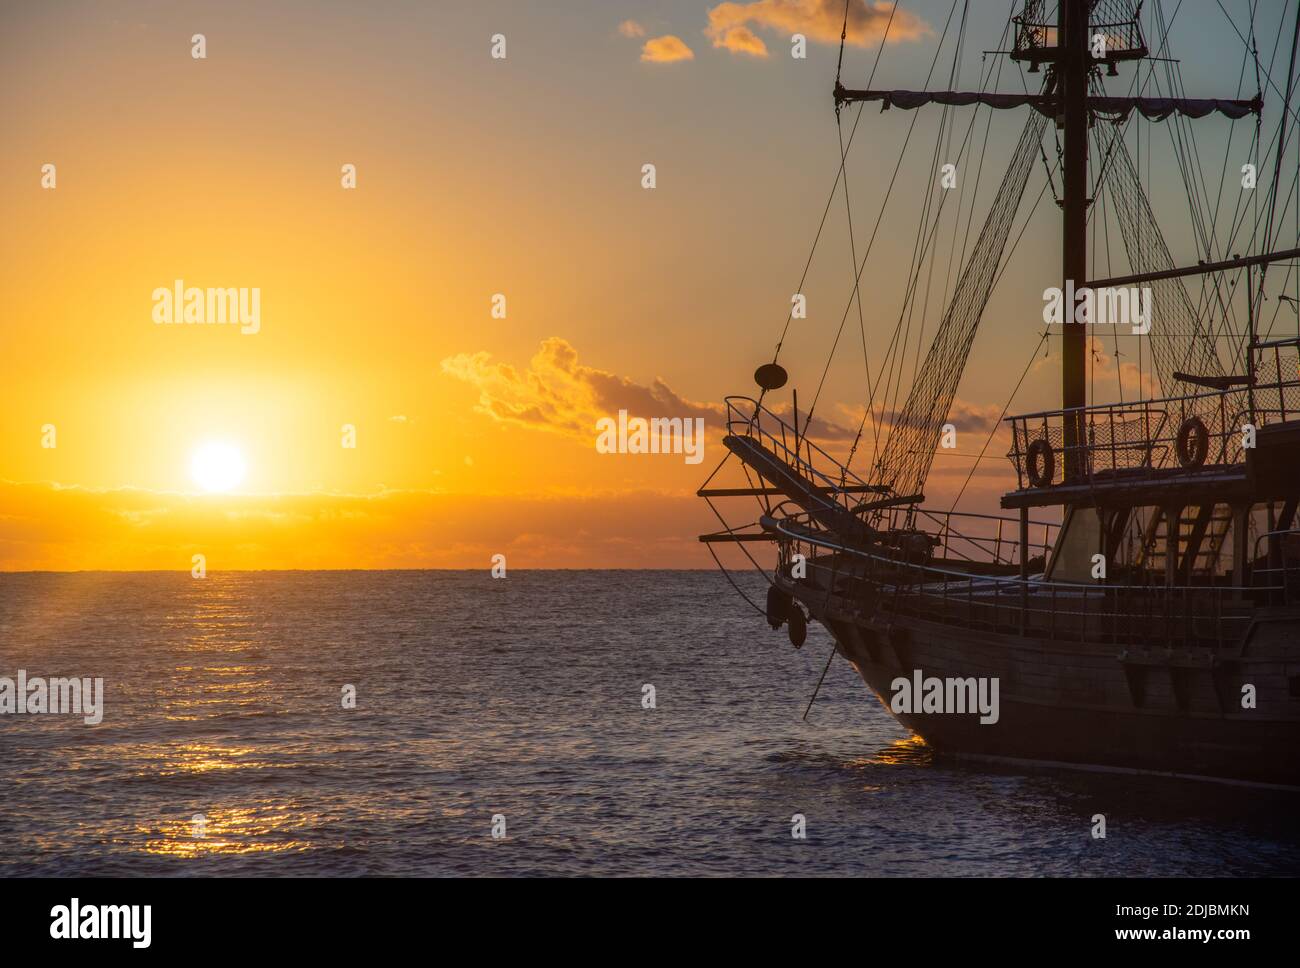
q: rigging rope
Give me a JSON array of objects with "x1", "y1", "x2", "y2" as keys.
[
  {"x1": 873, "y1": 108, "x2": 1048, "y2": 505},
  {"x1": 1092, "y1": 121, "x2": 1226, "y2": 386},
  {"x1": 805, "y1": 0, "x2": 967, "y2": 432},
  {"x1": 769, "y1": 0, "x2": 900, "y2": 374},
  {"x1": 830, "y1": 1, "x2": 1020, "y2": 484}
]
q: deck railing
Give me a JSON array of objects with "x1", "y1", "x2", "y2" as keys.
[
  {"x1": 725, "y1": 393, "x2": 1062, "y2": 568},
  {"x1": 769, "y1": 500, "x2": 1058, "y2": 570},
  {"x1": 896, "y1": 506, "x2": 1056, "y2": 568},
  {"x1": 1006, "y1": 339, "x2": 1300, "y2": 489},
  {"x1": 724, "y1": 395, "x2": 878, "y2": 517},
  {"x1": 772, "y1": 512, "x2": 1285, "y2": 650},
  {"x1": 1250, "y1": 527, "x2": 1300, "y2": 603},
  {"x1": 1012, "y1": 2, "x2": 1145, "y2": 63}
]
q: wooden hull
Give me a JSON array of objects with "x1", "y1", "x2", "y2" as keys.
[{"x1": 791, "y1": 581, "x2": 1300, "y2": 788}]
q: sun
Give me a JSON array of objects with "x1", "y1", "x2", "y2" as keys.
[{"x1": 190, "y1": 442, "x2": 247, "y2": 493}]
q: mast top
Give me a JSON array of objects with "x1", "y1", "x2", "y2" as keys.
[
  {"x1": 1012, "y1": 0, "x2": 1148, "y2": 75},
  {"x1": 833, "y1": 0, "x2": 1258, "y2": 123}
]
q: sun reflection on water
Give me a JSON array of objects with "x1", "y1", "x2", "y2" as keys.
[
  {"x1": 144, "y1": 807, "x2": 315, "y2": 858},
  {"x1": 153, "y1": 742, "x2": 269, "y2": 775},
  {"x1": 874, "y1": 734, "x2": 933, "y2": 766},
  {"x1": 844, "y1": 734, "x2": 934, "y2": 773}
]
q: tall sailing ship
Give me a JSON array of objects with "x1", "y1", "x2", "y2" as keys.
[{"x1": 701, "y1": 0, "x2": 1300, "y2": 787}]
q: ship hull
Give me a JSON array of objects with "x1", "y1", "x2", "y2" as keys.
[{"x1": 794, "y1": 585, "x2": 1300, "y2": 788}]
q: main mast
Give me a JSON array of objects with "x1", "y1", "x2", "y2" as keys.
[
  {"x1": 1059, "y1": 0, "x2": 1089, "y2": 482},
  {"x1": 827, "y1": 0, "x2": 1260, "y2": 500}
]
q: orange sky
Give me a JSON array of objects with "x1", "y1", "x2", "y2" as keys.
[{"x1": 1, "y1": 1, "x2": 1287, "y2": 570}]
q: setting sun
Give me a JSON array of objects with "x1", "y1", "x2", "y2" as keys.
[{"x1": 190, "y1": 442, "x2": 247, "y2": 493}]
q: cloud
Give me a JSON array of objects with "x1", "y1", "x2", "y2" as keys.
[
  {"x1": 711, "y1": 25, "x2": 769, "y2": 57},
  {"x1": 440, "y1": 337, "x2": 856, "y2": 443},
  {"x1": 1033, "y1": 337, "x2": 1159, "y2": 400},
  {"x1": 442, "y1": 338, "x2": 715, "y2": 437},
  {"x1": 618, "y1": 19, "x2": 646, "y2": 38},
  {"x1": 705, "y1": 0, "x2": 929, "y2": 51},
  {"x1": 842, "y1": 396, "x2": 1007, "y2": 441},
  {"x1": 1085, "y1": 336, "x2": 1160, "y2": 399},
  {"x1": 641, "y1": 35, "x2": 695, "y2": 63},
  {"x1": 944, "y1": 399, "x2": 1005, "y2": 434}
]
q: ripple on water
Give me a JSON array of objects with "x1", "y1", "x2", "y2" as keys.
[{"x1": 1, "y1": 570, "x2": 1298, "y2": 876}]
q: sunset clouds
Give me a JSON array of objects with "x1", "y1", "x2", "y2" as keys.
[
  {"x1": 711, "y1": 24, "x2": 770, "y2": 57},
  {"x1": 640, "y1": 35, "x2": 695, "y2": 63},
  {"x1": 440, "y1": 338, "x2": 858, "y2": 443},
  {"x1": 441, "y1": 338, "x2": 719, "y2": 438},
  {"x1": 626, "y1": 2, "x2": 928, "y2": 64},
  {"x1": 705, "y1": 0, "x2": 930, "y2": 50}
]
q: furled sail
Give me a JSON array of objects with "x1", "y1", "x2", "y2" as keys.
[{"x1": 834, "y1": 86, "x2": 1260, "y2": 122}]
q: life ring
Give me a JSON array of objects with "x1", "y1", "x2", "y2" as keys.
[
  {"x1": 1026, "y1": 439, "x2": 1055, "y2": 488},
  {"x1": 1176, "y1": 416, "x2": 1209, "y2": 468},
  {"x1": 788, "y1": 606, "x2": 807, "y2": 649}
]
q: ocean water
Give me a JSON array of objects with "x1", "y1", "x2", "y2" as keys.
[{"x1": 1, "y1": 569, "x2": 1297, "y2": 877}]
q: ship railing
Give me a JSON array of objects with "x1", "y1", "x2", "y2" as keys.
[
  {"x1": 724, "y1": 395, "x2": 877, "y2": 516},
  {"x1": 1252, "y1": 336, "x2": 1300, "y2": 420},
  {"x1": 1012, "y1": 2, "x2": 1145, "y2": 63},
  {"x1": 1011, "y1": 16, "x2": 1055, "y2": 58},
  {"x1": 768, "y1": 501, "x2": 1057, "y2": 568},
  {"x1": 895, "y1": 506, "x2": 1057, "y2": 567},
  {"x1": 1005, "y1": 358, "x2": 1300, "y2": 489},
  {"x1": 772, "y1": 513, "x2": 1277, "y2": 649},
  {"x1": 1250, "y1": 527, "x2": 1300, "y2": 603}
]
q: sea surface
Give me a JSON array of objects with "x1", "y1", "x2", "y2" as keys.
[{"x1": 1, "y1": 570, "x2": 1298, "y2": 877}]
